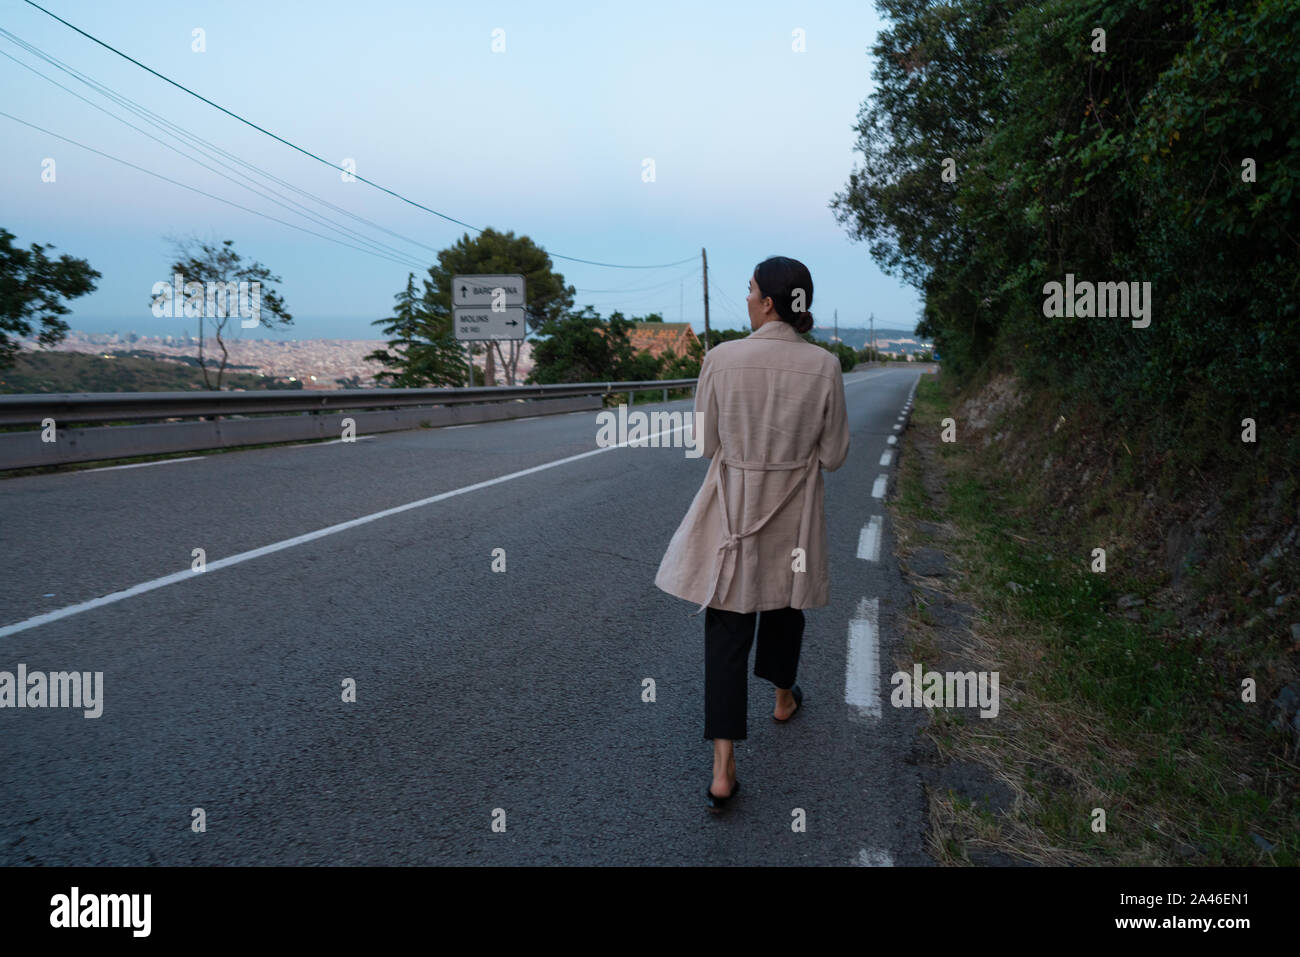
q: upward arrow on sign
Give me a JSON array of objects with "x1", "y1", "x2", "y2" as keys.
[{"x1": 451, "y1": 274, "x2": 526, "y2": 309}]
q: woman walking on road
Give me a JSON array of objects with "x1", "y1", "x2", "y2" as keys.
[{"x1": 654, "y1": 256, "x2": 850, "y2": 811}]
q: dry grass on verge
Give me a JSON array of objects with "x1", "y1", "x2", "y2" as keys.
[{"x1": 890, "y1": 372, "x2": 1297, "y2": 866}]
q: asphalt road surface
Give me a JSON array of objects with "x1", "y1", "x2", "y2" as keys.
[{"x1": 0, "y1": 367, "x2": 931, "y2": 865}]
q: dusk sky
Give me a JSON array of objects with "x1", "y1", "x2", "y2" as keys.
[{"x1": 2, "y1": 0, "x2": 922, "y2": 341}]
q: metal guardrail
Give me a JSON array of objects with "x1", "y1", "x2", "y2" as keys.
[
  {"x1": 0, "y1": 379, "x2": 699, "y2": 426},
  {"x1": 0, "y1": 378, "x2": 698, "y2": 470}
]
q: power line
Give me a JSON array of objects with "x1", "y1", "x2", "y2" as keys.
[
  {"x1": 0, "y1": 110, "x2": 431, "y2": 270},
  {"x1": 0, "y1": 27, "x2": 445, "y2": 263},
  {"x1": 707, "y1": 273, "x2": 746, "y2": 308},
  {"x1": 706, "y1": 276, "x2": 749, "y2": 327},
  {"x1": 575, "y1": 292, "x2": 681, "y2": 315},
  {"x1": 577, "y1": 266, "x2": 703, "y2": 312},
  {"x1": 574, "y1": 261, "x2": 700, "y2": 294},
  {"x1": 0, "y1": 42, "x2": 429, "y2": 271},
  {"x1": 20, "y1": 0, "x2": 699, "y2": 271}
]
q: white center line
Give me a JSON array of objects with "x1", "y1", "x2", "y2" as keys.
[
  {"x1": 845, "y1": 597, "x2": 882, "y2": 718},
  {"x1": 0, "y1": 424, "x2": 692, "y2": 639},
  {"x1": 285, "y1": 436, "x2": 376, "y2": 448},
  {"x1": 856, "y1": 848, "x2": 894, "y2": 866},
  {"x1": 78, "y1": 456, "x2": 205, "y2": 473}
]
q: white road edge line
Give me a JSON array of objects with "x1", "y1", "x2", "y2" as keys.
[
  {"x1": 0, "y1": 424, "x2": 693, "y2": 639},
  {"x1": 845, "y1": 597, "x2": 882, "y2": 718},
  {"x1": 285, "y1": 436, "x2": 376, "y2": 448},
  {"x1": 880, "y1": 450, "x2": 893, "y2": 467},
  {"x1": 857, "y1": 515, "x2": 882, "y2": 562},
  {"x1": 857, "y1": 848, "x2": 894, "y2": 866},
  {"x1": 78, "y1": 457, "x2": 205, "y2": 473},
  {"x1": 887, "y1": 435, "x2": 897, "y2": 446},
  {"x1": 872, "y1": 474, "x2": 888, "y2": 498}
]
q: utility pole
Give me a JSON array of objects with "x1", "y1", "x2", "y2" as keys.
[
  {"x1": 701, "y1": 247, "x2": 711, "y2": 354},
  {"x1": 466, "y1": 341, "x2": 473, "y2": 387},
  {"x1": 869, "y1": 311, "x2": 875, "y2": 363}
]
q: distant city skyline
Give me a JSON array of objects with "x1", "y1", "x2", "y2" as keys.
[
  {"x1": 42, "y1": 313, "x2": 928, "y2": 342},
  {"x1": 30, "y1": 320, "x2": 930, "y2": 344},
  {"x1": 16, "y1": 323, "x2": 933, "y2": 390}
]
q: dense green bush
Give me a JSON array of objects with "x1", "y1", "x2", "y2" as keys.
[{"x1": 833, "y1": 0, "x2": 1299, "y2": 420}]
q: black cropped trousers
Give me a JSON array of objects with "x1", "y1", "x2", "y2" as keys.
[{"x1": 703, "y1": 605, "x2": 805, "y2": 741}]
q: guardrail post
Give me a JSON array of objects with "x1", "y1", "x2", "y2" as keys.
[{"x1": 662, "y1": 387, "x2": 668, "y2": 403}]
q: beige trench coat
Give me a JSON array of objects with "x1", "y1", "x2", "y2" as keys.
[{"x1": 654, "y1": 318, "x2": 850, "y2": 615}]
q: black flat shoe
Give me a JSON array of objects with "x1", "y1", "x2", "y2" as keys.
[
  {"x1": 774, "y1": 684, "x2": 803, "y2": 722},
  {"x1": 705, "y1": 778, "x2": 739, "y2": 812}
]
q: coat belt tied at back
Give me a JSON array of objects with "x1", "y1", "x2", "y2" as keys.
[{"x1": 691, "y1": 447, "x2": 821, "y2": 616}]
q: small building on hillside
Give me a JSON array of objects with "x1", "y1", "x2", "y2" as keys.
[{"x1": 617, "y1": 321, "x2": 701, "y2": 360}]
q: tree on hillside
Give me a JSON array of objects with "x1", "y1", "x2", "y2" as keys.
[
  {"x1": 661, "y1": 336, "x2": 704, "y2": 380},
  {"x1": 527, "y1": 306, "x2": 661, "y2": 385},
  {"x1": 366, "y1": 274, "x2": 465, "y2": 387},
  {"x1": 704, "y1": 328, "x2": 750, "y2": 349},
  {"x1": 0, "y1": 227, "x2": 100, "y2": 370},
  {"x1": 371, "y1": 227, "x2": 574, "y2": 387},
  {"x1": 156, "y1": 237, "x2": 292, "y2": 390},
  {"x1": 826, "y1": 340, "x2": 859, "y2": 372},
  {"x1": 829, "y1": 0, "x2": 1020, "y2": 378},
  {"x1": 830, "y1": 0, "x2": 1300, "y2": 415}
]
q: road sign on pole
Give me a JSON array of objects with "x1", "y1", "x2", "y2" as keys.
[{"x1": 452, "y1": 274, "x2": 526, "y2": 341}]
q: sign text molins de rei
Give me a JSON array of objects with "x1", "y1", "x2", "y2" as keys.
[{"x1": 453, "y1": 274, "x2": 526, "y2": 340}]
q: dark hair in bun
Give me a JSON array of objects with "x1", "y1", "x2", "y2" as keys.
[{"x1": 753, "y1": 256, "x2": 814, "y2": 334}]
